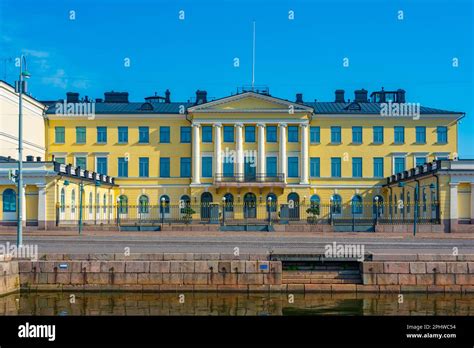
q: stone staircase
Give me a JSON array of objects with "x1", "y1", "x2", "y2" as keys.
[{"x1": 282, "y1": 264, "x2": 362, "y2": 285}]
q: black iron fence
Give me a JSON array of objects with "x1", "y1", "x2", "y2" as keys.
[{"x1": 55, "y1": 201, "x2": 441, "y2": 227}]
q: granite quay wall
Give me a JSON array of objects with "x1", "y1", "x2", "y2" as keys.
[
  {"x1": 0, "y1": 256, "x2": 20, "y2": 296},
  {"x1": 0, "y1": 253, "x2": 474, "y2": 294},
  {"x1": 360, "y1": 254, "x2": 474, "y2": 293},
  {"x1": 18, "y1": 253, "x2": 282, "y2": 292}
]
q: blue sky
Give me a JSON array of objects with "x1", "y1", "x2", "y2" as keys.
[{"x1": 1, "y1": 0, "x2": 472, "y2": 156}]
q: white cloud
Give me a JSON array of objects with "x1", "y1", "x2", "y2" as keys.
[{"x1": 42, "y1": 69, "x2": 67, "y2": 89}]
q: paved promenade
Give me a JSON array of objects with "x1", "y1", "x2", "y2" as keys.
[{"x1": 0, "y1": 230, "x2": 473, "y2": 255}]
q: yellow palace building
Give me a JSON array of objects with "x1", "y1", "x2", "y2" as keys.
[{"x1": 1, "y1": 81, "x2": 473, "y2": 232}]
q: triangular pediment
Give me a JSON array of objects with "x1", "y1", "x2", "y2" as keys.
[{"x1": 187, "y1": 92, "x2": 313, "y2": 113}]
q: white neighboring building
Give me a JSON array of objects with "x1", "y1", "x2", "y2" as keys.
[{"x1": 0, "y1": 80, "x2": 47, "y2": 160}]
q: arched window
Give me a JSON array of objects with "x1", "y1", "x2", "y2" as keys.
[
  {"x1": 331, "y1": 194, "x2": 342, "y2": 214},
  {"x1": 89, "y1": 193, "x2": 93, "y2": 214},
  {"x1": 71, "y1": 189, "x2": 76, "y2": 213},
  {"x1": 103, "y1": 194, "x2": 107, "y2": 213},
  {"x1": 180, "y1": 195, "x2": 191, "y2": 213},
  {"x1": 96, "y1": 193, "x2": 100, "y2": 213},
  {"x1": 351, "y1": 195, "x2": 363, "y2": 214},
  {"x1": 309, "y1": 194, "x2": 320, "y2": 215},
  {"x1": 139, "y1": 195, "x2": 149, "y2": 214},
  {"x1": 2, "y1": 189, "x2": 16, "y2": 212},
  {"x1": 118, "y1": 195, "x2": 128, "y2": 214},
  {"x1": 223, "y1": 193, "x2": 234, "y2": 212},
  {"x1": 60, "y1": 188, "x2": 66, "y2": 213},
  {"x1": 310, "y1": 195, "x2": 320, "y2": 208},
  {"x1": 266, "y1": 193, "x2": 277, "y2": 212},
  {"x1": 159, "y1": 195, "x2": 170, "y2": 214}
]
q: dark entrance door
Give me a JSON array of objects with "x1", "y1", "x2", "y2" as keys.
[
  {"x1": 243, "y1": 192, "x2": 257, "y2": 219},
  {"x1": 201, "y1": 192, "x2": 213, "y2": 221},
  {"x1": 288, "y1": 193, "x2": 300, "y2": 220}
]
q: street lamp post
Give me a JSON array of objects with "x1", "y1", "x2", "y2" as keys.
[
  {"x1": 329, "y1": 196, "x2": 334, "y2": 225},
  {"x1": 221, "y1": 196, "x2": 226, "y2": 226},
  {"x1": 267, "y1": 196, "x2": 272, "y2": 225},
  {"x1": 15, "y1": 55, "x2": 31, "y2": 247},
  {"x1": 160, "y1": 197, "x2": 165, "y2": 228},
  {"x1": 374, "y1": 196, "x2": 380, "y2": 226}
]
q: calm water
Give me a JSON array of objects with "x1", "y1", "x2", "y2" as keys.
[{"x1": 1, "y1": 292, "x2": 474, "y2": 316}]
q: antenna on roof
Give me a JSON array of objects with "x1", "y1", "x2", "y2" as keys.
[{"x1": 251, "y1": 21, "x2": 256, "y2": 89}]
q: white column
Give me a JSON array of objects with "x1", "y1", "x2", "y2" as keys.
[
  {"x1": 300, "y1": 123, "x2": 309, "y2": 184},
  {"x1": 257, "y1": 123, "x2": 266, "y2": 180},
  {"x1": 279, "y1": 123, "x2": 287, "y2": 182},
  {"x1": 470, "y1": 183, "x2": 474, "y2": 224},
  {"x1": 214, "y1": 123, "x2": 222, "y2": 179},
  {"x1": 235, "y1": 123, "x2": 244, "y2": 180},
  {"x1": 37, "y1": 185, "x2": 47, "y2": 229},
  {"x1": 192, "y1": 124, "x2": 201, "y2": 184},
  {"x1": 449, "y1": 182, "x2": 458, "y2": 227}
]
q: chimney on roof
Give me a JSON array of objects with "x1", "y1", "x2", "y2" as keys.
[
  {"x1": 66, "y1": 92, "x2": 79, "y2": 103},
  {"x1": 165, "y1": 89, "x2": 171, "y2": 103},
  {"x1": 295, "y1": 93, "x2": 303, "y2": 103},
  {"x1": 397, "y1": 89, "x2": 406, "y2": 103},
  {"x1": 354, "y1": 89, "x2": 368, "y2": 103},
  {"x1": 195, "y1": 90, "x2": 207, "y2": 105},
  {"x1": 104, "y1": 91, "x2": 129, "y2": 103},
  {"x1": 335, "y1": 90, "x2": 345, "y2": 103}
]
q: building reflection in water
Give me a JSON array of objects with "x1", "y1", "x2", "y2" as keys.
[{"x1": 0, "y1": 292, "x2": 473, "y2": 316}]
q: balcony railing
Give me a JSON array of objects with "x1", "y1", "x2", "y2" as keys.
[{"x1": 214, "y1": 173, "x2": 285, "y2": 183}]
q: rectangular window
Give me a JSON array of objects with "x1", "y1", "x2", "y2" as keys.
[
  {"x1": 288, "y1": 126, "x2": 299, "y2": 142},
  {"x1": 310, "y1": 157, "x2": 320, "y2": 178},
  {"x1": 331, "y1": 158, "x2": 341, "y2": 178},
  {"x1": 139, "y1": 157, "x2": 149, "y2": 177},
  {"x1": 118, "y1": 158, "x2": 128, "y2": 177},
  {"x1": 373, "y1": 126, "x2": 384, "y2": 144},
  {"x1": 394, "y1": 126, "x2": 405, "y2": 144},
  {"x1": 223, "y1": 160, "x2": 234, "y2": 177},
  {"x1": 394, "y1": 157, "x2": 406, "y2": 174},
  {"x1": 415, "y1": 126, "x2": 426, "y2": 144},
  {"x1": 159, "y1": 126, "x2": 170, "y2": 143},
  {"x1": 223, "y1": 126, "x2": 234, "y2": 143},
  {"x1": 202, "y1": 157, "x2": 212, "y2": 178},
  {"x1": 55, "y1": 127, "x2": 65, "y2": 143},
  {"x1": 55, "y1": 157, "x2": 65, "y2": 165},
  {"x1": 180, "y1": 126, "x2": 191, "y2": 143},
  {"x1": 310, "y1": 126, "x2": 320, "y2": 144},
  {"x1": 139, "y1": 127, "x2": 150, "y2": 143},
  {"x1": 76, "y1": 127, "x2": 86, "y2": 144},
  {"x1": 288, "y1": 157, "x2": 299, "y2": 177},
  {"x1": 266, "y1": 126, "x2": 277, "y2": 142},
  {"x1": 352, "y1": 126, "x2": 363, "y2": 144},
  {"x1": 118, "y1": 127, "x2": 128, "y2": 143},
  {"x1": 373, "y1": 158, "x2": 384, "y2": 178},
  {"x1": 437, "y1": 126, "x2": 448, "y2": 143},
  {"x1": 180, "y1": 158, "x2": 191, "y2": 178},
  {"x1": 96, "y1": 157, "x2": 107, "y2": 175},
  {"x1": 415, "y1": 157, "x2": 427, "y2": 166},
  {"x1": 245, "y1": 126, "x2": 255, "y2": 142},
  {"x1": 331, "y1": 126, "x2": 341, "y2": 144},
  {"x1": 352, "y1": 157, "x2": 362, "y2": 178},
  {"x1": 97, "y1": 127, "x2": 107, "y2": 143},
  {"x1": 266, "y1": 157, "x2": 277, "y2": 176},
  {"x1": 75, "y1": 156, "x2": 87, "y2": 169},
  {"x1": 202, "y1": 126, "x2": 212, "y2": 143},
  {"x1": 160, "y1": 158, "x2": 170, "y2": 178}
]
